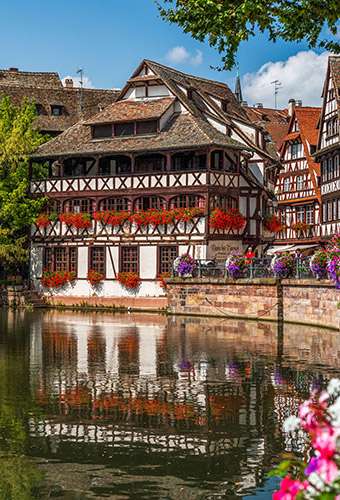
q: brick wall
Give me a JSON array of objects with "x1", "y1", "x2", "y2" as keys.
[{"x1": 167, "y1": 278, "x2": 340, "y2": 330}]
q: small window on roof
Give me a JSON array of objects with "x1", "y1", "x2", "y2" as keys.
[
  {"x1": 136, "y1": 120, "x2": 157, "y2": 135},
  {"x1": 35, "y1": 103, "x2": 44, "y2": 115},
  {"x1": 51, "y1": 105, "x2": 63, "y2": 116},
  {"x1": 114, "y1": 122, "x2": 134, "y2": 137},
  {"x1": 92, "y1": 124, "x2": 112, "y2": 139}
]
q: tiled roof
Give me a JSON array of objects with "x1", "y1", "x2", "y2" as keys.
[
  {"x1": 294, "y1": 107, "x2": 320, "y2": 146},
  {"x1": 33, "y1": 112, "x2": 246, "y2": 158},
  {"x1": 0, "y1": 68, "x2": 62, "y2": 88},
  {"x1": 85, "y1": 97, "x2": 175, "y2": 125},
  {"x1": 0, "y1": 68, "x2": 119, "y2": 133},
  {"x1": 329, "y1": 56, "x2": 340, "y2": 100},
  {"x1": 245, "y1": 107, "x2": 289, "y2": 151}
]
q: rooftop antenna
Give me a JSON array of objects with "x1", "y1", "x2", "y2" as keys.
[
  {"x1": 270, "y1": 80, "x2": 282, "y2": 109},
  {"x1": 76, "y1": 68, "x2": 84, "y2": 114}
]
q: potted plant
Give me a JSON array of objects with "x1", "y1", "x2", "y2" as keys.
[
  {"x1": 117, "y1": 272, "x2": 141, "y2": 290},
  {"x1": 173, "y1": 254, "x2": 197, "y2": 277},
  {"x1": 87, "y1": 269, "x2": 105, "y2": 286},
  {"x1": 270, "y1": 253, "x2": 295, "y2": 278}
]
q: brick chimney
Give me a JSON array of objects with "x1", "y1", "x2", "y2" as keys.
[{"x1": 64, "y1": 78, "x2": 74, "y2": 88}]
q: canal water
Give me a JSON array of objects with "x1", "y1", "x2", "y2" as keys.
[{"x1": 0, "y1": 310, "x2": 339, "y2": 499}]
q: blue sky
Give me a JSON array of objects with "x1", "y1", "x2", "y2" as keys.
[{"x1": 0, "y1": 0, "x2": 333, "y2": 107}]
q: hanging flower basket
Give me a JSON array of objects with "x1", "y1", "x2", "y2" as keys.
[
  {"x1": 59, "y1": 212, "x2": 92, "y2": 229},
  {"x1": 41, "y1": 270, "x2": 76, "y2": 289},
  {"x1": 210, "y1": 208, "x2": 246, "y2": 231},
  {"x1": 35, "y1": 214, "x2": 51, "y2": 228},
  {"x1": 310, "y1": 250, "x2": 329, "y2": 279},
  {"x1": 117, "y1": 272, "x2": 141, "y2": 290},
  {"x1": 270, "y1": 253, "x2": 295, "y2": 278},
  {"x1": 173, "y1": 254, "x2": 196, "y2": 277},
  {"x1": 291, "y1": 221, "x2": 312, "y2": 236},
  {"x1": 225, "y1": 253, "x2": 247, "y2": 279},
  {"x1": 87, "y1": 269, "x2": 105, "y2": 286},
  {"x1": 326, "y1": 234, "x2": 340, "y2": 289},
  {"x1": 264, "y1": 214, "x2": 283, "y2": 233}
]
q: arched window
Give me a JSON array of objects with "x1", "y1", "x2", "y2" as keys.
[
  {"x1": 134, "y1": 154, "x2": 166, "y2": 173},
  {"x1": 64, "y1": 198, "x2": 93, "y2": 213},
  {"x1": 98, "y1": 155, "x2": 131, "y2": 175},
  {"x1": 210, "y1": 195, "x2": 237, "y2": 210},
  {"x1": 169, "y1": 194, "x2": 205, "y2": 209},
  {"x1": 46, "y1": 199, "x2": 61, "y2": 214},
  {"x1": 99, "y1": 197, "x2": 131, "y2": 212},
  {"x1": 134, "y1": 196, "x2": 166, "y2": 211}
]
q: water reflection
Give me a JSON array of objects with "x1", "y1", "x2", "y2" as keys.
[{"x1": 0, "y1": 310, "x2": 339, "y2": 499}]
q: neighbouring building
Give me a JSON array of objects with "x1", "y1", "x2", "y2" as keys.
[
  {"x1": 315, "y1": 56, "x2": 340, "y2": 239},
  {"x1": 0, "y1": 67, "x2": 119, "y2": 136},
  {"x1": 274, "y1": 101, "x2": 321, "y2": 250},
  {"x1": 29, "y1": 59, "x2": 282, "y2": 305}
]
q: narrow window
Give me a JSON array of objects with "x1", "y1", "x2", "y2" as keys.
[
  {"x1": 136, "y1": 120, "x2": 157, "y2": 135},
  {"x1": 90, "y1": 247, "x2": 105, "y2": 275},
  {"x1": 296, "y1": 176, "x2": 304, "y2": 191},
  {"x1": 120, "y1": 246, "x2": 138, "y2": 273},
  {"x1": 306, "y1": 206, "x2": 313, "y2": 225},
  {"x1": 92, "y1": 124, "x2": 112, "y2": 139},
  {"x1": 158, "y1": 246, "x2": 178, "y2": 275},
  {"x1": 283, "y1": 178, "x2": 291, "y2": 192},
  {"x1": 54, "y1": 247, "x2": 67, "y2": 272},
  {"x1": 51, "y1": 105, "x2": 63, "y2": 116},
  {"x1": 114, "y1": 122, "x2": 134, "y2": 137}
]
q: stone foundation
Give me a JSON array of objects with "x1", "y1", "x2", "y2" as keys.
[
  {"x1": 45, "y1": 295, "x2": 168, "y2": 311},
  {"x1": 167, "y1": 278, "x2": 340, "y2": 330}
]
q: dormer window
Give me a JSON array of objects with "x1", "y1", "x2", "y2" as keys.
[
  {"x1": 136, "y1": 120, "x2": 157, "y2": 135},
  {"x1": 51, "y1": 105, "x2": 63, "y2": 116},
  {"x1": 114, "y1": 120, "x2": 158, "y2": 137},
  {"x1": 115, "y1": 122, "x2": 134, "y2": 137},
  {"x1": 92, "y1": 124, "x2": 112, "y2": 139}
]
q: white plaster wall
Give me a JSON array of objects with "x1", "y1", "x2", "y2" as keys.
[
  {"x1": 159, "y1": 103, "x2": 175, "y2": 130},
  {"x1": 78, "y1": 247, "x2": 88, "y2": 278},
  {"x1": 106, "y1": 246, "x2": 119, "y2": 279},
  {"x1": 206, "y1": 116, "x2": 226, "y2": 134},
  {"x1": 140, "y1": 246, "x2": 157, "y2": 279},
  {"x1": 239, "y1": 197, "x2": 247, "y2": 216},
  {"x1": 148, "y1": 85, "x2": 170, "y2": 97}
]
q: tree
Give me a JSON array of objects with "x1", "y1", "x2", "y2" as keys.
[
  {"x1": 0, "y1": 97, "x2": 47, "y2": 276},
  {"x1": 157, "y1": 0, "x2": 340, "y2": 69}
]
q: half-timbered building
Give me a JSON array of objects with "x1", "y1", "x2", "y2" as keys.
[
  {"x1": 274, "y1": 102, "x2": 321, "y2": 248},
  {"x1": 0, "y1": 67, "x2": 118, "y2": 136},
  {"x1": 315, "y1": 56, "x2": 340, "y2": 239},
  {"x1": 29, "y1": 59, "x2": 281, "y2": 305}
]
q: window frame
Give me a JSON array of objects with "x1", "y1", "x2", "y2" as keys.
[
  {"x1": 43, "y1": 247, "x2": 78, "y2": 275},
  {"x1": 89, "y1": 246, "x2": 106, "y2": 276},
  {"x1": 158, "y1": 245, "x2": 178, "y2": 275},
  {"x1": 120, "y1": 246, "x2": 139, "y2": 274}
]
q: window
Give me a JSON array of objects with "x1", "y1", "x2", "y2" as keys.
[
  {"x1": 334, "y1": 156, "x2": 339, "y2": 179},
  {"x1": 306, "y1": 206, "x2": 313, "y2": 225},
  {"x1": 134, "y1": 154, "x2": 165, "y2": 173},
  {"x1": 291, "y1": 142, "x2": 300, "y2": 159},
  {"x1": 211, "y1": 151, "x2": 223, "y2": 170},
  {"x1": 44, "y1": 247, "x2": 77, "y2": 274},
  {"x1": 326, "y1": 118, "x2": 338, "y2": 138},
  {"x1": 328, "y1": 201, "x2": 333, "y2": 222},
  {"x1": 296, "y1": 206, "x2": 304, "y2": 222},
  {"x1": 333, "y1": 199, "x2": 338, "y2": 221},
  {"x1": 89, "y1": 247, "x2": 105, "y2": 275},
  {"x1": 134, "y1": 196, "x2": 166, "y2": 211},
  {"x1": 296, "y1": 176, "x2": 304, "y2": 191},
  {"x1": 322, "y1": 203, "x2": 327, "y2": 223},
  {"x1": 114, "y1": 122, "x2": 134, "y2": 137},
  {"x1": 169, "y1": 194, "x2": 205, "y2": 209},
  {"x1": 35, "y1": 103, "x2": 44, "y2": 115},
  {"x1": 65, "y1": 199, "x2": 92, "y2": 213},
  {"x1": 120, "y1": 246, "x2": 138, "y2": 273},
  {"x1": 136, "y1": 120, "x2": 157, "y2": 135},
  {"x1": 158, "y1": 246, "x2": 178, "y2": 274},
  {"x1": 99, "y1": 197, "x2": 131, "y2": 211},
  {"x1": 51, "y1": 105, "x2": 63, "y2": 116},
  {"x1": 328, "y1": 157, "x2": 334, "y2": 180},
  {"x1": 283, "y1": 178, "x2": 291, "y2": 192},
  {"x1": 92, "y1": 124, "x2": 112, "y2": 139}
]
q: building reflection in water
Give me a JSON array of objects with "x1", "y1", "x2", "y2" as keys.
[{"x1": 24, "y1": 311, "x2": 340, "y2": 496}]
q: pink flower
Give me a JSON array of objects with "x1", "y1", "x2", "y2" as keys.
[
  {"x1": 309, "y1": 458, "x2": 339, "y2": 484},
  {"x1": 299, "y1": 398, "x2": 327, "y2": 431},
  {"x1": 312, "y1": 426, "x2": 339, "y2": 459},
  {"x1": 273, "y1": 476, "x2": 306, "y2": 500}
]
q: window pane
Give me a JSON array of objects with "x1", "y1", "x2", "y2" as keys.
[
  {"x1": 120, "y1": 247, "x2": 138, "y2": 273},
  {"x1": 90, "y1": 247, "x2": 105, "y2": 275},
  {"x1": 159, "y1": 246, "x2": 178, "y2": 274},
  {"x1": 69, "y1": 248, "x2": 77, "y2": 274},
  {"x1": 55, "y1": 247, "x2": 67, "y2": 272},
  {"x1": 93, "y1": 124, "x2": 112, "y2": 139},
  {"x1": 136, "y1": 120, "x2": 157, "y2": 135},
  {"x1": 115, "y1": 122, "x2": 134, "y2": 136}
]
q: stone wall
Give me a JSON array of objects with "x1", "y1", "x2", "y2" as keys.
[{"x1": 167, "y1": 278, "x2": 340, "y2": 330}]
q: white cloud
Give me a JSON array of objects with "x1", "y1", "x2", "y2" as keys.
[
  {"x1": 242, "y1": 51, "x2": 329, "y2": 108},
  {"x1": 62, "y1": 74, "x2": 93, "y2": 88},
  {"x1": 166, "y1": 46, "x2": 203, "y2": 66}
]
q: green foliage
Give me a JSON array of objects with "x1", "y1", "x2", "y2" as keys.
[
  {"x1": 157, "y1": 0, "x2": 340, "y2": 69},
  {"x1": 0, "y1": 96, "x2": 47, "y2": 273},
  {"x1": 0, "y1": 454, "x2": 42, "y2": 500}
]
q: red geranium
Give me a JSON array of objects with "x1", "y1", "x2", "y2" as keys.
[
  {"x1": 41, "y1": 270, "x2": 76, "y2": 289},
  {"x1": 59, "y1": 212, "x2": 91, "y2": 229},
  {"x1": 87, "y1": 269, "x2": 104, "y2": 286},
  {"x1": 117, "y1": 272, "x2": 141, "y2": 290},
  {"x1": 264, "y1": 214, "x2": 283, "y2": 233},
  {"x1": 93, "y1": 211, "x2": 130, "y2": 226},
  {"x1": 35, "y1": 214, "x2": 51, "y2": 228},
  {"x1": 158, "y1": 272, "x2": 171, "y2": 289},
  {"x1": 210, "y1": 208, "x2": 246, "y2": 231}
]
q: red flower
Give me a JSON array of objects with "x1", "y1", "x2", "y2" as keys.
[
  {"x1": 35, "y1": 214, "x2": 51, "y2": 228},
  {"x1": 158, "y1": 272, "x2": 171, "y2": 289},
  {"x1": 117, "y1": 272, "x2": 141, "y2": 290},
  {"x1": 264, "y1": 214, "x2": 283, "y2": 233},
  {"x1": 94, "y1": 211, "x2": 130, "y2": 226},
  {"x1": 41, "y1": 270, "x2": 76, "y2": 289},
  {"x1": 210, "y1": 208, "x2": 246, "y2": 231},
  {"x1": 87, "y1": 269, "x2": 104, "y2": 286},
  {"x1": 59, "y1": 213, "x2": 91, "y2": 229}
]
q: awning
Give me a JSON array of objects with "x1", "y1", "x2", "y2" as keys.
[{"x1": 266, "y1": 245, "x2": 295, "y2": 255}]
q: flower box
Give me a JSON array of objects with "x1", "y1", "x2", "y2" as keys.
[
  {"x1": 87, "y1": 269, "x2": 105, "y2": 286},
  {"x1": 210, "y1": 208, "x2": 246, "y2": 231},
  {"x1": 117, "y1": 272, "x2": 141, "y2": 290},
  {"x1": 41, "y1": 270, "x2": 76, "y2": 289}
]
